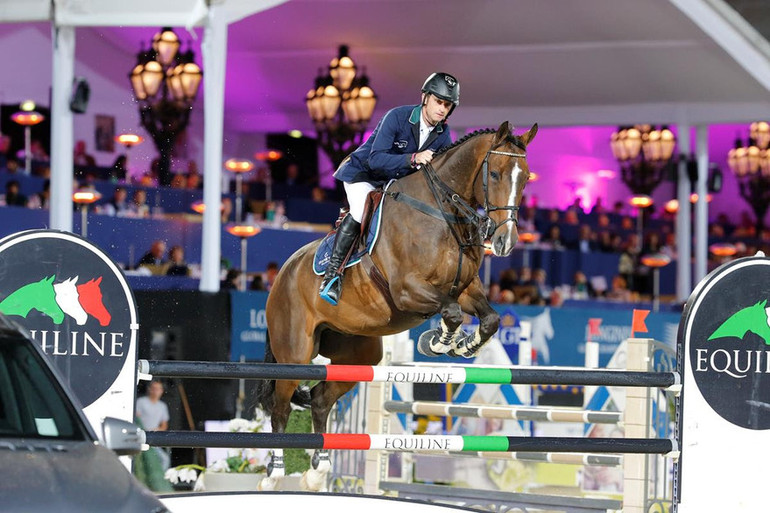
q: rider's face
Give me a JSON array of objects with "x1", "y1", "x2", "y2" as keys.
[{"x1": 422, "y1": 94, "x2": 452, "y2": 126}]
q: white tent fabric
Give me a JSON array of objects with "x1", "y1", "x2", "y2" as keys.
[{"x1": 0, "y1": 0, "x2": 50, "y2": 22}]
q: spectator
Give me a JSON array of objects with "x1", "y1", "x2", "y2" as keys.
[
  {"x1": 221, "y1": 268, "x2": 241, "y2": 290},
  {"x1": 531, "y1": 268, "x2": 552, "y2": 305},
  {"x1": 597, "y1": 231, "x2": 614, "y2": 253},
  {"x1": 498, "y1": 269, "x2": 518, "y2": 292},
  {"x1": 129, "y1": 189, "x2": 150, "y2": 218},
  {"x1": 30, "y1": 140, "x2": 49, "y2": 161},
  {"x1": 186, "y1": 163, "x2": 202, "y2": 189},
  {"x1": 564, "y1": 209, "x2": 579, "y2": 225},
  {"x1": 26, "y1": 179, "x2": 49, "y2": 209},
  {"x1": 250, "y1": 274, "x2": 266, "y2": 291},
  {"x1": 612, "y1": 201, "x2": 626, "y2": 216},
  {"x1": 606, "y1": 275, "x2": 633, "y2": 302},
  {"x1": 569, "y1": 224, "x2": 597, "y2": 253},
  {"x1": 170, "y1": 173, "x2": 187, "y2": 189},
  {"x1": 165, "y1": 246, "x2": 190, "y2": 277},
  {"x1": 618, "y1": 241, "x2": 637, "y2": 291},
  {"x1": 101, "y1": 186, "x2": 130, "y2": 217},
  {"x1": 265, "y1": 261, "x2": 280, "y2": 291},
  {"x1": 567, "y1": 197, "x2": 583, "y2": 213},
  {"x1": 542, "y1": 224, "x2": 565, "y2": 250},
  {"x1": 110, "y1": 154, "x2": 128, "y2": 182},
  {"x1": 221, "y1": 197, "x2": 233, "y2": 223},
  {"x1": 590, "y1": 197, "x2": 606, "y2": 215},
  {"x1": 1, "y1": 179, "x2": 27, "y2": 206},
  {"x1": 284, "y1": 162, "x2": 301, "y2": 186},
  {"x1": 571, "y1": 271, "x2": 597, "y2": 299},
  {"x1": 135, "y1": 380, "x2": 170, "y2": 470},
  {"x1": 138, "y1": 240, "x2": 167, "y2": 268},
  {"x1": 73, "y1": 140, "x2": 96, "y2": 167},
  {"x1": 0, "y1": 134, "x2": 13, "y2": 168},
  {"x1": 311, "y1": 186, "x2": 327, "y2": 202}
]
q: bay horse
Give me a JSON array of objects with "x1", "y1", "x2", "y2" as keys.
[{"x1": 256, "y1": 121, "x2": 537, "y2": 488}]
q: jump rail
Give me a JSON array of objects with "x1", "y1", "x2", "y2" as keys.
[
  {"x1": 447, "y1": 451, "x2": 623, "y2": 467},
  {"x1": 384, "y1": 400, "x2": 623, "y2": 424},
  {"x1": 144, "y1": 431, "x2": 677, "y2": 455},
  {"x1": 138, "y1": 360, "x2": 680, "y2": 389}
]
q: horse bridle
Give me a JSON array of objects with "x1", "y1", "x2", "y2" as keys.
[{"x1": 478, "y1": 144, "x2": 528, "y2": 240}]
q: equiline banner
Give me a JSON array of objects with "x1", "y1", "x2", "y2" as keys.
[
  {"x1": 0, "y1": 230, "x2": 138, "y2": 430},
  {"x1": 679, "y1": 254, "x2": 770, "y2": 511}
]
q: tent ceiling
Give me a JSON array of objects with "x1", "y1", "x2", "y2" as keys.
[{"x1": 3, "y1": 0, "x2": 770, "y2": 131}]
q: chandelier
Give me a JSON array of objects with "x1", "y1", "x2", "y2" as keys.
[
  {"x1": 610, "y1": 125, "x2": 676, "y2": 196},
  {"x1": 306, "y1": 45, "x2": 377, "y2": 167},
  {"x1": 128, "y1": 27, "x2": 203, "y2": 186},
  {"x1": 727, "y1": 121, "x2": 770, "y2": 233}
]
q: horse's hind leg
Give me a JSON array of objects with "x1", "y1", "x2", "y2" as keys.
[
  {"x1": 453, "y1": 276, "x2": 500, "y2": 358},
  {"x1": 303, "y1": 333, "x2": 383, "y2": 491}
]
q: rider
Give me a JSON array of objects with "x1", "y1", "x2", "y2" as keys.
[{"x1": 319, "y1": 72, "x2": 460, "y2": 305}]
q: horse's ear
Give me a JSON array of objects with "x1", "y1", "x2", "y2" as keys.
[
  {"x1": 46, "y1": 275, "x2": 55, "y2": 284},
  {"x1": 519, "y1": 123, "x2": 539, "y2": 147},
  {"x1": 95, "y1": 276, "x2": 102, "y2": 285},
  {"x1": 494, "y1": 121, "x2": 512, "y2": 144},
  {"x1": 70, "y1": 276, "x2": 79, "y2": 284}
]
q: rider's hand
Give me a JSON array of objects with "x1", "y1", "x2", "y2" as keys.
[{"x1": 413, "y1": 150, "x2": 434, "y2": 167}]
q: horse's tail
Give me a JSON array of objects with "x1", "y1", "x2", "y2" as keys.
[{"x1": 254, "y1": 330, "x2": 312, "y2": 414}]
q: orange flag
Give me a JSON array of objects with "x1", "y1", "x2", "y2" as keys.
[{"x1": 631, "y1": 309, "x2": 650, "y2": 337}]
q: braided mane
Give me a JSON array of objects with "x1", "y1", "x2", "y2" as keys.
[{"x1": 433, "y1": 126, "x2": 525, "y2": 157}]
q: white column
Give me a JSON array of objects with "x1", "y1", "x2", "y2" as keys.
[
  {"x1": 694, "y1": 126, "x2": 709, "y2": 283},
  {"x1": 50, "y1": 25, "x2": 75, "y2": 233},
  {"x1": 199, "y1": 5, "x2": 228, "y2": 292},
  {"x1": 675, "y1": 124, "x2": 691, "y2": 302}
]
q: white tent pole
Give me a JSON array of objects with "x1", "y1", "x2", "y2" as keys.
[
  {"x1": 199, "y1": 3, "x2": 227, "y2": 292},
  {"x1": 50, "y1": 24, "x2": 75, "y2": 232},
  {"x1": 676, "y1": 124, "x2": 691, "y2": 302},
  {"x1": 694, "y1": 125, "x2": 709, "y2": 283}
]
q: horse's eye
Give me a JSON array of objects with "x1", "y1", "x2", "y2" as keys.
[{"x1": 490, "y1": 171, "x2": 500, "y2": 181}]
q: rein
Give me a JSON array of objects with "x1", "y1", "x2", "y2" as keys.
[{"x1": 386, "y1": 138, "x2": 527, "y2": 298}]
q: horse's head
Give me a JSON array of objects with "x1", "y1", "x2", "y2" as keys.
[{"x1": 478, "y1": 121, "x2": 538, "y2": 256}]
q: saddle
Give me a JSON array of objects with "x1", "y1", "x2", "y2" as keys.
[{"x1": 312, "y1": 188, "x2": 396, "y2": 310}]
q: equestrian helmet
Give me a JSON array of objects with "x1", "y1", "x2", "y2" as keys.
[{"x1": 421, "y1": 72, "x2": 460, "y2": 116}]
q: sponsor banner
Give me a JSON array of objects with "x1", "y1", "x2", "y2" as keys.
[
  {"x1": 372, "y1": 366, "x2": 466, "y2": 384},
  {"x1": 410, "y1": 304, "x2": 680, "y2": 367},
  {"x1": 230, "y1": 290, "x2": 268, "y2": 362},
  {"x1": 368, "y1": 434, "x2": 464, "y2": 452},
  {"x1": 0, "y1": 230, "x2": 138, "y2": 430}
]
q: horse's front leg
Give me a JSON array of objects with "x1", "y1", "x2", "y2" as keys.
[
  {"x1": 417, "y1": 302, "x2": 464, "y2": 357},
  {"x1": 452, "y1": 276, "x2": 500, "y2": 358}
]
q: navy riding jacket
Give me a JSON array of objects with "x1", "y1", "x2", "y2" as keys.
[{"x1": 333, "y1": 105, "x2": 452, "y2": 186}]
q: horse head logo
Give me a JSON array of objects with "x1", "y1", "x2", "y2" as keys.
[
  {"x1": 0, "y1": 276, "x2": 65, "y2": 324},
  {"x1": 54, "y1": 276, "x2": 89, "y2": 326},
  {"x1": 529, "y1": 307, "x2": 554, "y2": 364},
  {"x1": 77, "y1": 277, "x2": 111, "y2": 327},
  {"x1": 709, "y1": 300, "x2": 770, "y2": 345}
]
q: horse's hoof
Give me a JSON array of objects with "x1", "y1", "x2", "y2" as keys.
[
  {"x1": 258, "y1": 476, "x2": 279, "y2": 491},
  {"x1": 418, "y1": 329, "x2": 453, "y2": 357},
  {"x1": 452, "y1": 332, "x2": 484, "y2": 359},
  {"x1": 417, "y1": 330, "x2": 443, "y2": 357},
  {"x1": 301, "y1": 467, "x2": 329, "y2": 492}
]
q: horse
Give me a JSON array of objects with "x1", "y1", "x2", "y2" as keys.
[
  {"x1": 0, "y1": 275, "x2": 64, "y2": 324},
  {"x1": 54, "y1": 277, "x2": 88, "y2": 326},
  {"x1": 77, "y1": 277, "x2": 111, "y2": 327},
  {"x1": 256, "y1": 121, "x2": 537, "y2": 489}
]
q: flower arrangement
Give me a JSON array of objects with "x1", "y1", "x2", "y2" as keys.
[{"x1": 164, "y1": 413, "x2": 270, "y2": 490}]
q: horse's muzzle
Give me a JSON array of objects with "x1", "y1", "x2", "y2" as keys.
[{"x1": 491, "y1": 229, "x2": 517, "y2": 257}]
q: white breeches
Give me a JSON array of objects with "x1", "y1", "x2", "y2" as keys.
[{"x1": 343, "y1": 181, "x2": 376, "y2": 223}]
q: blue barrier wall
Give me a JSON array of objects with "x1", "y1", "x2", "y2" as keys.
[{"x1": 229, "y1": 290, "x2": 680, "y2": 367}]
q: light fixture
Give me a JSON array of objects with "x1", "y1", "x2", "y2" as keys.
[
  {"x1": 727, "y1": 122, "x2": 770, "y2": 234},
  {"x1": 610, "y1": 125, "x2": 676, "y2": 197},
  {"x1": 115, "y1": 133, "x2": 144, "y2": 149},
  {"x1": 225, "y1": 158, "x2": 255, "y2": 223},
  {"x1": 72, "y1": 188, "x2": 102, "y2": 238},
  {"x1": 709, "y1": 243, "x2": 737, "y2": 258},
  {"x1": 640, "y1": 253, "x2": 672, "y2": 312},
  {"x1": 128, "y1": 27, "x2": 202, "y2": 186},
  {"x1": 628, "y1": 194, "x2": 653, "y2": 209},
  {"x1": 255, "y1": 150, "x2": 283, "y2": 162},
  {"x1": 12, "y1": 107, "x2": 45, "y2": 175},
  {"x1": 528, "y1": 171, "x2": 539, "y2": 182},
  {"x1": 306, "y1": 45, "x2": 378, "y2": 167},
  {"x1": 225, "y1": 223, "x2": 262, "y2": 291}
]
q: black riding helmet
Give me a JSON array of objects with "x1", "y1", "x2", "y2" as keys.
[{"x1": 421, "y1": 72, "x2": 460, "y2": 118}]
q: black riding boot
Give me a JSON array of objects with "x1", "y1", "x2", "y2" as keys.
[{"x1": 319, "y1": 215, "x2": 361, "y2": 305}]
